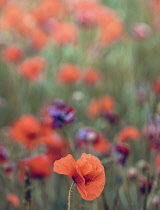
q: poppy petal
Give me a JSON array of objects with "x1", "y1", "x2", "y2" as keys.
[
  {"x1": 77, "y1": 153, "x2": 105, "y2": 201},
  {"x1": 53, "y1": 154, "x2": 76, "y2": 178}
]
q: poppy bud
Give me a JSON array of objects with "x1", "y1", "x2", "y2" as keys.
[
  {"x1": 132, "y1": 23, "x2": 151, "y2": 40},
  {"x1": 128, "y1": 167, "x2": 138, "y2": 179},
  {"x1": 139, "y1": 177, "x2": 153, "y2": 194},
  {"x1": 152, "y1": 195, "x2": 160, "y2": 207},
  {"x1": 72, "y1": 91, "x2": 84, "y2": 101},
  {"x1": 136, "y1": 159, "x2": 148, "y2": 172}
]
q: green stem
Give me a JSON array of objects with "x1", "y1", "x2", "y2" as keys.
[
  {"x1": 67, "y1": 182, "x2": 75, "y2": 210},
  {"x1": 143, "y1": 168, "x2": 150, "y2": 210},
  {"x1": 24, "y1": 167, "x2": 31, "y2": 210}
]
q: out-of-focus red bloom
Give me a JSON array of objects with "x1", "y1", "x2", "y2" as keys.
[
  {"x1": 117, "y1": 126, "x2": 140, "y2": 142},
  {"x1": 0, "y1": 145, "x2": 9, "y2": 165},
  {"x1": 76, "y1": 127, "x2": 111, "y2": 154},
  {"x1": 99, "y1": 15, "x2": 123, "y2": 45},
  {"x1": 10, "y1": 115, "x2": 41, "y2": 150},
  {"x1": 83, "y1": 68, "x2": 101, "y2": 85},
  {"x1": 86, "y1": 99, "x2": 100, "y2": 119},
  {"x1": 18, "y1": 56, "x2": 46, "y2": 80},
  {"x1": 58, "y1": 64, "x2": 81, "y2": 84},
  {"x1": 71, "y1": 0, "x2": 102, "y2": 26},
  {"x1": 153, "y1": 14, "x2": 160, "y2": 32},
  {"x1": 152, "y1": 77, "x2": 160, "y2": 94},
  {"x1": 32, "y1": 0, "x2": 65, "y2": 24},
  {"x1": 1, "y1": 4, "x2": 36, "y2": 35},
  {"x1": 19, "y1": 155, "x2": 52, "y2": 180},
  {"x1": 52, "y1": 22, "x2": 77, "y2": 44},
  {"x1": 42, "y1": 130, "x2": 69, "y2": 162},
  {"x1": 30, "y1": 28, "x2": 48, "y2": 49},
  {"x1": 132, "y1": 23, "x2": 151, "y2": 40},
  {"x1": 2, "y1": 45, "x2": 23, "y2": 63},
  {"x1": 149, "y1": 0, "x2": 160, "y2": 13},
  {"x1": 0, "y1": 0, "x2": 7, "y2": 7},
  {"x1": 155, "y1": 154, "x2": 160, "y2": 172},
  {"x1": 86, "y1": 95, "x2": 115, "y2": 119},
  {"x1": 6, "y1": 194, "x2": 20, "y2": 207},
  {"x1": 100, "y1": 95, "x2": 115, "y2": 114},
  {"x1": 43, "y1": 18, "x2": 57, "y2": 33},
  {"x1": 54, "y1": 153, "x2": 105, "y2": 201}
]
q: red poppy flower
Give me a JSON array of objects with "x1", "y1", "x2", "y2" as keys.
[
  {"x1": 155, "y1": 154, "x2": 160, "y2": 172},
  {"x1": 83, "y1": 69, "x2": 101, "y2": 85},
  {"x1": 99, "y1": 15, "x2": 123, "y2": 45},
  {"x1": 86, "y1": 95, "x2": 115, "y2": 119},
  {"x1": 18, "y1": 56, "x2": 46, "y2": 80},
  {"x1": 0, "y1": 0, "x2": 6, "y2": 7},
  {"x1": 99, "y1": 95, "x2": 115, "y2": 113},
  {"x1": 117, "y1": 126, "x2": 140, "y2": 142},
  {"x1": 57, "y1": 64, "x2": 81, "y2": 84},
  {"x1": 149, "y1": 0, "x2": 160, "y2": 13},
  {"x1": 30, "y1": 28, "x2": 48, "y2": 49},
  {"x1": 2, "y1": 4, "x2": 36, "y2": 35},
  {"x1": 52, "y1": 22, "x2": 77, "y2": 44},
  {"x1": 32, "y1": 0, "x2": 65, "y2": 24},
  {"x1": 71, "y1": 0, "x2": 101, "y2": 26},
  {"x1": 42, "y1": 130, "x2": 69, "y2": 162},
  {"x1": 54, "y1": 153, "x2": 105, "y2": 201},
  {"x1": 6, "y1": 194, "x2": 20, "y2": 207},
  {"x1": 19, "y1": 155, "x2": 52, "y2": 180},
  {"x1": 10, "y1": 115, "x2": 41, "y2": 150},
  {"x1": 152, "y1": 77, "x2": 160, "y2": 94},
  {"x1": 86, "y1": 99, "x2": 100, "y2": 119},
  {"x1": 2, "y1": 45, "x2": 23, "y2": 63},
  {"x1": 76, "y1": 127, "x2": 111, "y2": 154}
]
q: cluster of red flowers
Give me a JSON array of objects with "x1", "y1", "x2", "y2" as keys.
[
  {"x1": 57, "y1": 64, "x2": 102, "y2": 85},
  {"x1": 0, "y1": 0, "x2": 160, "y2": 208}
]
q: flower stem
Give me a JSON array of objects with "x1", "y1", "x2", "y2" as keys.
[
  {"x1": 143, "y1": 167, "x2": 150, "y2": 210},
  {"x1": 24, "y1": 167, "x2": 31, "y2": 210},
  {"x1": 67, "y1": 182, "x2": 75, "y2": 210}
]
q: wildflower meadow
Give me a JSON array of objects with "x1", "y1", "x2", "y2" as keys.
[{"x1": 0, "y1": 0, "x2": 160, "y2": 209}]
